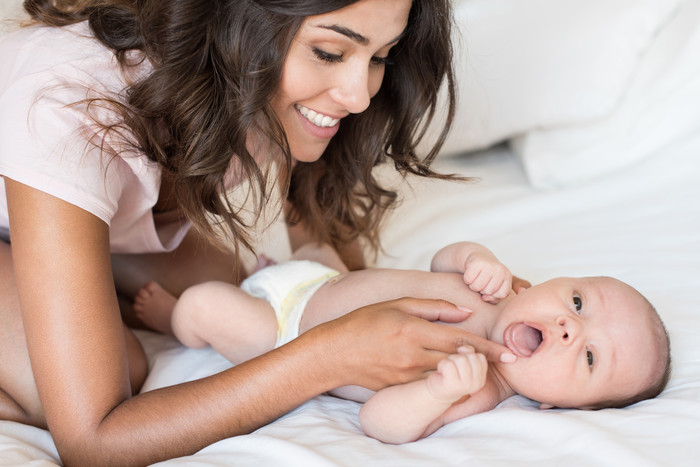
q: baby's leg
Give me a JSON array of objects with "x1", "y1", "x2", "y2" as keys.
[{"x1": 170, "y1": 281, "x2": 278, "y2": 365}]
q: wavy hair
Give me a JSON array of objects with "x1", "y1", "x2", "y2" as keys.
[{"x1": 23, "y1": 0, "x2": 459, "y2": 258}]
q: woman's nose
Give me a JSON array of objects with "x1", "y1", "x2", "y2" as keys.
[
  {"x1": 329, "y1": 64, "x2": 372, "y2": 114},
  {"x1": 556, "y1": 315, "x2": 581, "y2": 345}
]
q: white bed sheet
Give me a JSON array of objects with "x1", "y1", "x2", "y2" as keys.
[{"x1": 1, "y1": 135, "x2": 699, "y2": 466}]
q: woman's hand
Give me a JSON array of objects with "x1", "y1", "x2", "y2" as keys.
[{"x1": 305, "y1": 297, "x2": 516, "y2": 391}]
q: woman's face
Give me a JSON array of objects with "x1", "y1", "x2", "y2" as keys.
[{"x1": 270, "y1": 0, "x2": 412, "y2": 163}]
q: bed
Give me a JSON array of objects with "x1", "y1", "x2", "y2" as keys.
[{"x1": 1, "y1": 1, "x2": 699, "y2": 466}]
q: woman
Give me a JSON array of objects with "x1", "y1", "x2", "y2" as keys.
[{"x1": 0, "y1": 0, "x2": 514, "y2": 464}]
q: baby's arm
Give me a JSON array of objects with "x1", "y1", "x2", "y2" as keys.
[
  {"x1": 430, "y1": 242, "x2": 512, "y2": 302},
  {"x1": 359, "y1": 346, "x2": 487, "y2": 444}
]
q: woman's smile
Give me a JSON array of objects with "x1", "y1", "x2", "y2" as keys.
[
  {"x1": 295, "y1": 104, "x2": 341, "y2": 128},
  {"x1": 295, "y1": 104, "x2": 341, "y2": 140}
]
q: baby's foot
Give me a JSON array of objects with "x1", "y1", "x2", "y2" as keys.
[{"x1": 133, "y1": 282, "x2": 177, "y2": 336}]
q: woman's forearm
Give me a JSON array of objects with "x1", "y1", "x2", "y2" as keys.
[{"x1": 65, "y1": 331, "x2": 339, "y2": 466}]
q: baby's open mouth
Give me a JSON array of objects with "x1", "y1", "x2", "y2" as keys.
[{"x1": 504, "y1": 323, "x2": 543, "y2": 357}]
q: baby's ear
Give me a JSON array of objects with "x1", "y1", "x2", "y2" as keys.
[{"x1": 539, "y1": 403, "x2": 555, "y2": 410}]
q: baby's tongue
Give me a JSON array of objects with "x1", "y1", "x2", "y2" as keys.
[{"x1": 504, "y1": 323, "x2": 542, "y2": 357}]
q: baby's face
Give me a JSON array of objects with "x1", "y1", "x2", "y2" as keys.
[{"x1": 491, "y1": 277, "x2": 659, "y2": 409}]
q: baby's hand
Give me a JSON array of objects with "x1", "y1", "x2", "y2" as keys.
[
  {"x1": 426, "y1": 347, "x2": 488, "y2": 403},
  {"x1": 463, "y1": 251, "x2": 513, "y2": 303}
]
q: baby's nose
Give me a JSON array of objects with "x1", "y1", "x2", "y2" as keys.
[{"x1": 556, "y1": 316, "x2": 579, "y2": 345}]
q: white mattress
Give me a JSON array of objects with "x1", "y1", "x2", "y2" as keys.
[{"x1": 1, "y1": 137, "x2": 699, "y2": 466}]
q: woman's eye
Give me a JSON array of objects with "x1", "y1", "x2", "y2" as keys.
[
  {"x1": 573, "y1": 294, "x2": 582, "y2": 313},
  {"x1": 586, "y1": 349, "x2": 594, "y2": 368},
  {"x1": 313, "y1": 48, "x2": 342, "y2": 63},
  {"x1": 371, "y1": 55, "x2": 393, "y2": 67}
]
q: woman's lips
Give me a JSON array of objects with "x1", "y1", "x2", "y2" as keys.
[
  {"x1": 295, "y1": 104, "x2": 341, "y2": 140},
  {"x1": 296, "y1": 104, "x2": 340, "y2": 128}
]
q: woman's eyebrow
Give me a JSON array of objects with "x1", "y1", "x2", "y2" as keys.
[
  {"x1": 317, "y1": 24, "x2": 368, "y2": 45},
  {"x1": 315, "y1": 24, "x2": 405, "y2": 46}
]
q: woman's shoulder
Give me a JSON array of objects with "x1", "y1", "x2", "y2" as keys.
[
  {"x1": 0, "y1": 22, "x2": 150, "y2": 102},
  {"x1": 1, "y1": 22, "x2": 105, "y2": 71}
]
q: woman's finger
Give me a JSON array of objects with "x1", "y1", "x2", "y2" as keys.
[
  {"x1": 388, "y1": 298, "x2": 517, "y2": 363},
  {"x1": 432, "y1": 324, "x2": 516, "y2": 363},
  {"x1": 394, "y1": 297, "x2": 472, "y2": 323}
]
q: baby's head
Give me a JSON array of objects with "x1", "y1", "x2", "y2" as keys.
[{"x1": 491, "y1": 277, "x2": 670, "y2": 410}]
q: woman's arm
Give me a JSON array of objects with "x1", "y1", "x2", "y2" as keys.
[
  {"x1": 7, "y1": 180, "x2": 511, "y2": 465},
  {"x1": 6, "y1": 179, "x2": 346, "y2": 465}
]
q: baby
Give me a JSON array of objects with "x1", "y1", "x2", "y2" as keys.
[{"x1": 135, "y1": 242, "x2": 671, "y2": 444}]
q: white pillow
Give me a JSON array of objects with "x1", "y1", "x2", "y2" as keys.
[
  {"x1": 424, "y1": 0, "x2": 680, "y2": 156},
  {"x1": 512, "y1": 0, "x2": 700, "y2": 189}
]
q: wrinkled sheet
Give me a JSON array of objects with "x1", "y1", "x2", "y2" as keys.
[{"x1": 2, "y1": 137, "x2": 699, "y2": 466}]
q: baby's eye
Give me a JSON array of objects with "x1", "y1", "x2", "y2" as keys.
[
  {"x1": 573, "y1": 294, "x2": 582, "y2": 313},
  {"x1": 586, "y1": 349, "x2": 594, "y2": 368}
]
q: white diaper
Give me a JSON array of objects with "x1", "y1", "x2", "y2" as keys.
[{"x1": 240, "y1": 260, "x2": 339, "y2": 347}]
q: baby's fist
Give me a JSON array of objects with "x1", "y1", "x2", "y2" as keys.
[
  {"x1": 463, "y1": 252, "x2": 513, "y2": 303},
  {"x1": 426, "y1": 347, "x2": 488, "y2": 403}
]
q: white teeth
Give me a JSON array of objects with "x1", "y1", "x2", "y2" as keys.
[{"x1": 296, "y1": 104, "x2": 339, "y2": 128}]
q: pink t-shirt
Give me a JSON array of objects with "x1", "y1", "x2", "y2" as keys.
[{"x1": 0, "y1": 22, "x2": 189, "y2": 253}]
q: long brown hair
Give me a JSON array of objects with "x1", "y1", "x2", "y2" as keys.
[{"x1": 23, "y1": 0, "x2": 459, "y2": 258}]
